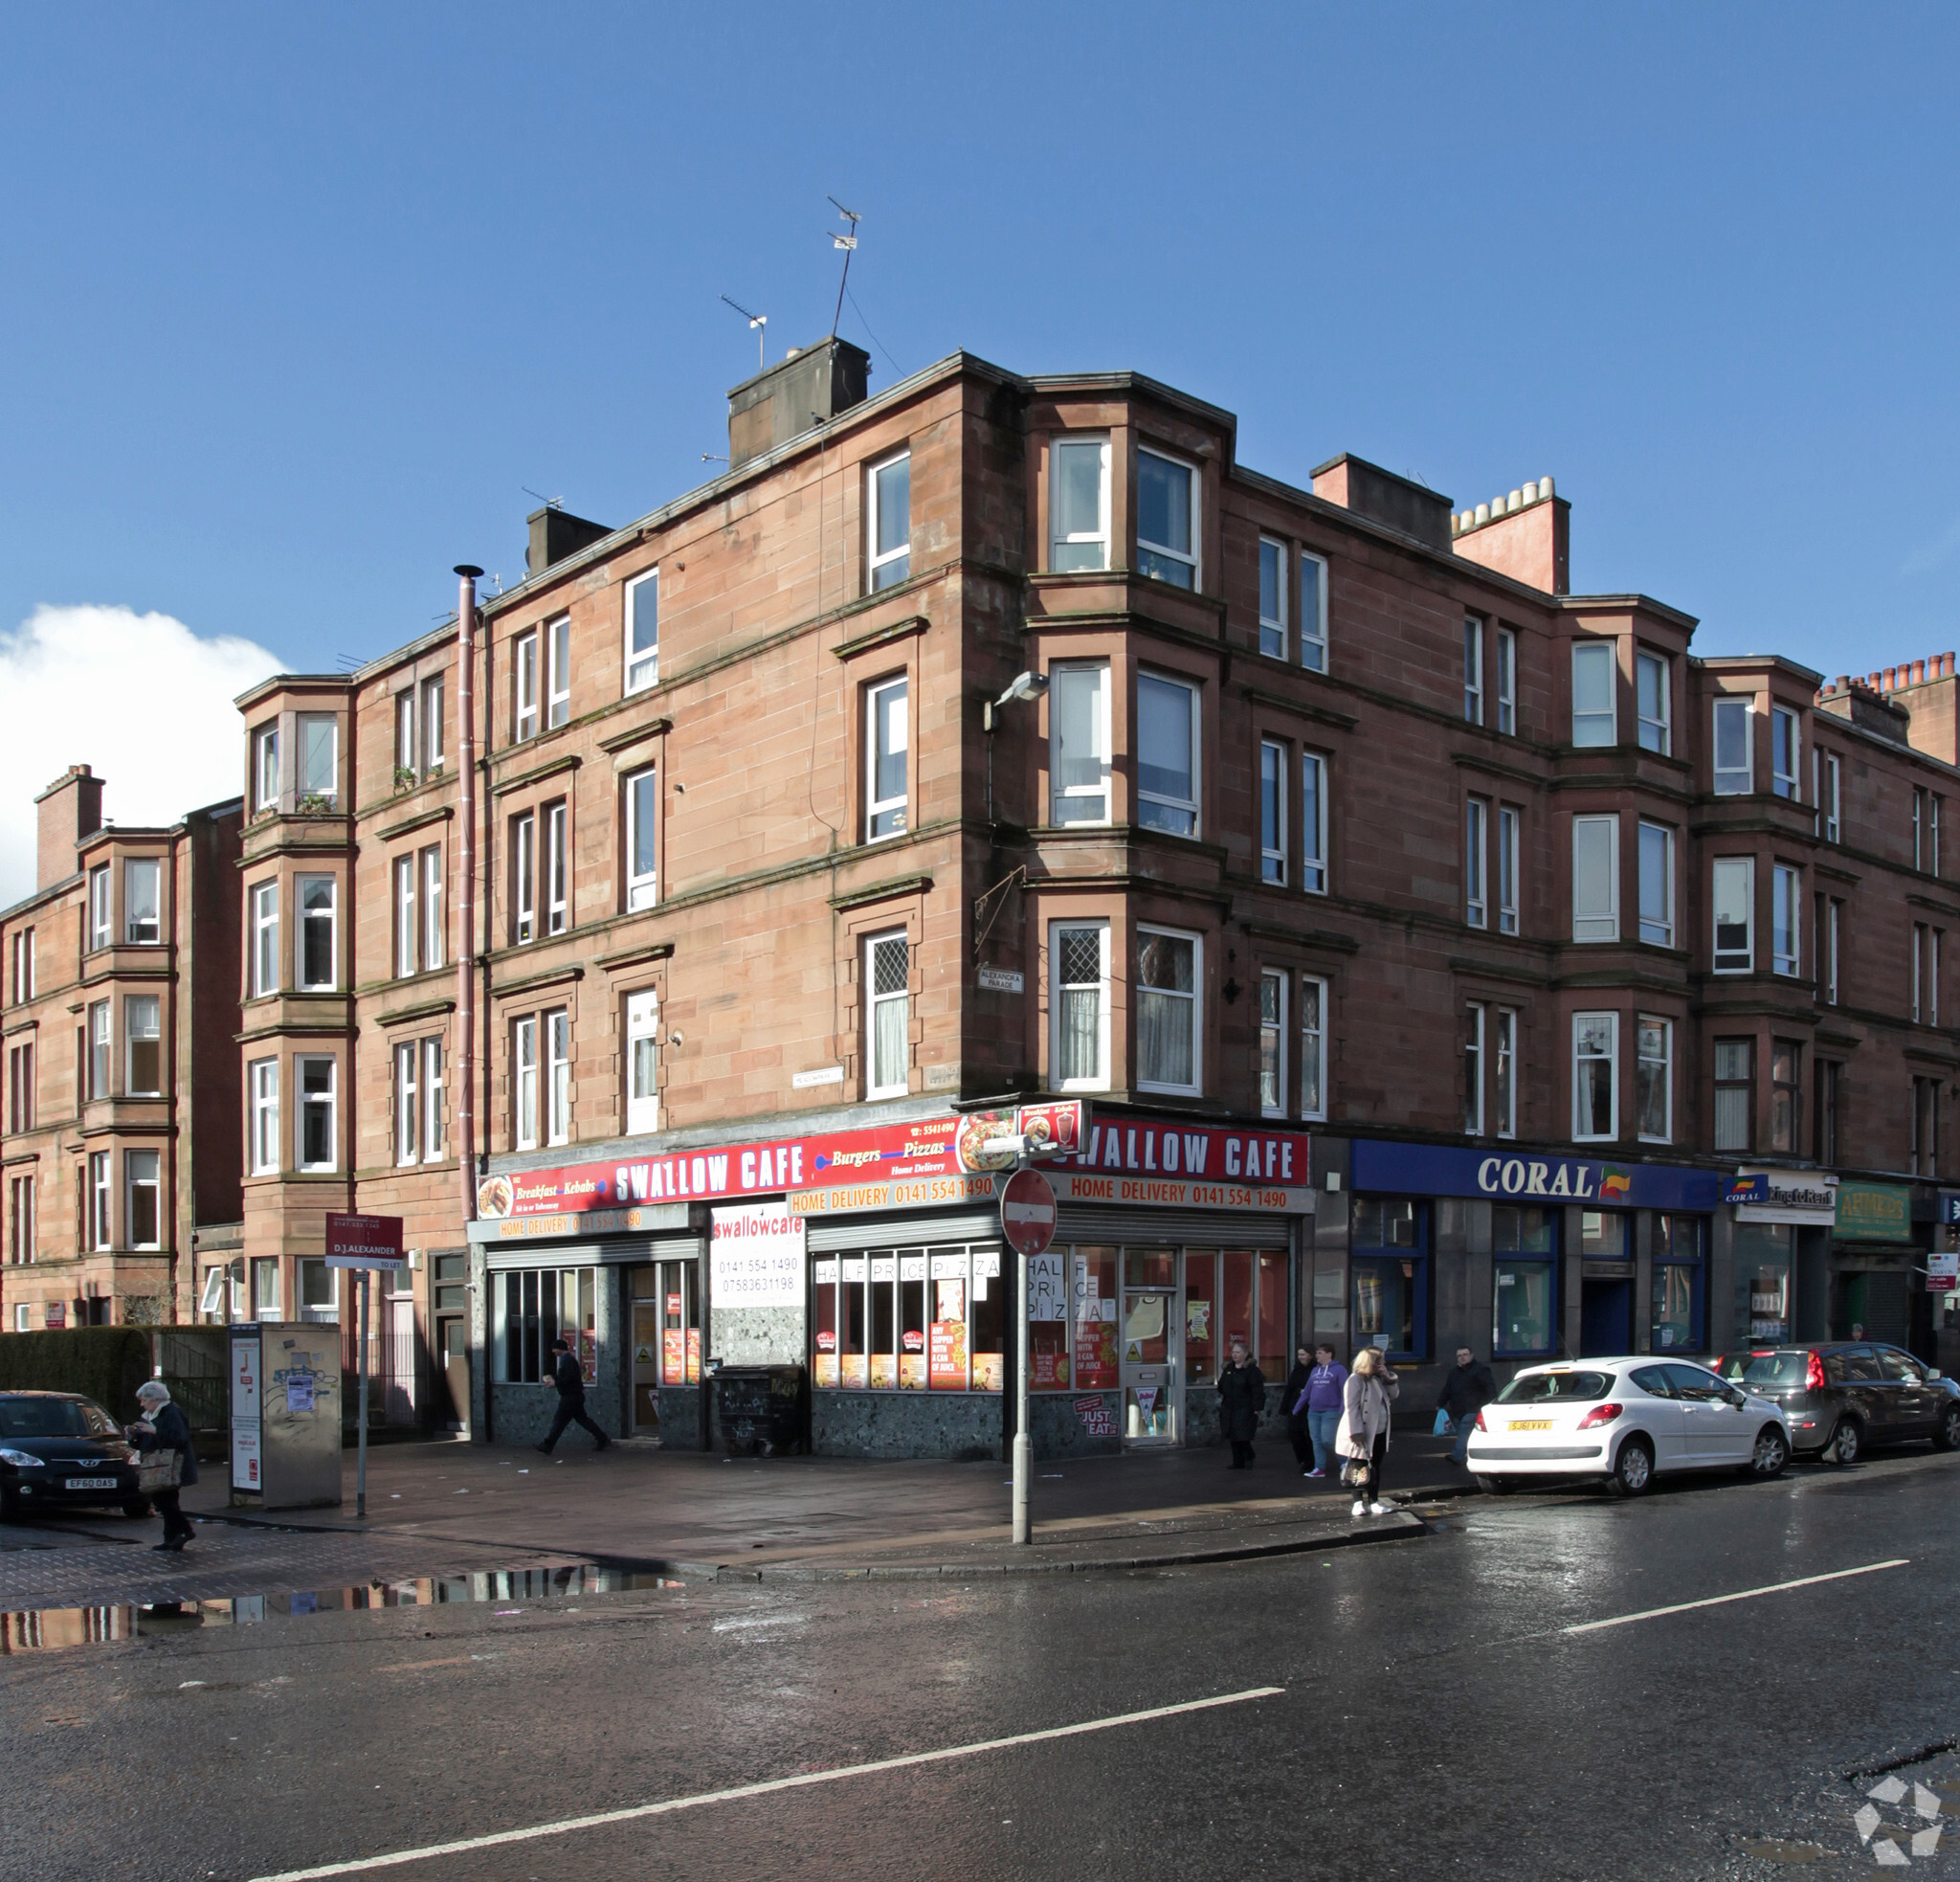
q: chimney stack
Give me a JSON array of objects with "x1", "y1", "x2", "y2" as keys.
[
  {"x1": 525, "y1": 506, "x2": 613, "y2": 577},
  {"x1": 726, "y1": 337, "x2": 870, "y2": 472},
  {"x1": 34, "y1": 764, "x2": 103, "y2": 890}
]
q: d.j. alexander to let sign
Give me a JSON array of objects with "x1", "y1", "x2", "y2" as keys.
[{"x1": 477, "y1": 1107, "x2": 1314, "y2": 1223}]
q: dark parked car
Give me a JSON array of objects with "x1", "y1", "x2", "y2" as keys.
[
  {"x1": 0, "y1": 1391, "x2": 148, "y2": 1521},
  {"x1": 1710, "y1": 1342, "x2": 1960, "y2": 1464}
]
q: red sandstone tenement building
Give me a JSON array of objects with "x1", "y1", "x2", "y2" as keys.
[
  {"x1": 9, "y1": 343, "x2": 1960, "y2": 1456},
  {"x1": 0, "y1": 765, "x2": 242, "y2": 1332}
]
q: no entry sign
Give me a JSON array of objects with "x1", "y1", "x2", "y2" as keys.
[{"x1": 1000, "y1": 1167, "x2": 1058, "y2": 1257}]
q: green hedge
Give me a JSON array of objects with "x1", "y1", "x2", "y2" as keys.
[{"x1": 0, "y1": 1328, "x2": 156, "y2": 1421}]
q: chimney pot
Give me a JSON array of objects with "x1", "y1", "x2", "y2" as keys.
[{"x1": 1474, "y1": 502, "x2": 1490, "y2": 526}]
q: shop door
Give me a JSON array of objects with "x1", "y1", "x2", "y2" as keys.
[
  {"x1": 1120, "y1": 1251, "x2": 1179, "y2": 1445},
  {"x1": 1579, "y1": 1277, "x2": 1631, "y2": 1357},
  {"x1": 438, "y1": 1318, "x2": 469, "y2": 1428},
  {"x1": 631, "y1": 1292, "x2": 661, "y2": 1435}
]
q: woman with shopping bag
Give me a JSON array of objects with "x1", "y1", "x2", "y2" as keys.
[
  {"x1": 1334, "y1": 1346, "x2": 1399, "y2": 1517},
  {"x1": 129, "y1": 1380, "x2": 197, "y2": 1552}
]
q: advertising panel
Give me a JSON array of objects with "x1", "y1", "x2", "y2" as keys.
[
  {"x1": 1836, "y1": 1182, "x2": 1914, "y2": 1243},
  {"x1": 1351, "y1": 1140, "x2": 1725, "y2": 1211},
  {"x1": 709, "y1": 1200, "x2": 806, "y2": 1309}
]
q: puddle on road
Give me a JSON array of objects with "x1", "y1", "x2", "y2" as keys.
[{"x1": 0, "y1": 1561, "x2": 684, "y2": 1655}]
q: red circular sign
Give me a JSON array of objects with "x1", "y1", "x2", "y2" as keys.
[{"x1": 1000, "y1": 1167, "x2": 1058, "y2": 1257}]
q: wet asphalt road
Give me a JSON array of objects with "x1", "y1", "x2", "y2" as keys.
[{"x1": 8, "y1": 1449, "x2": 1960, "y2": 1882}]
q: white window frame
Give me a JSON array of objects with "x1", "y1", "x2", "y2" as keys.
[
  {"x1": 865, "y1": 930, "x2": 911, "y2": 1101},
  {"x1": 395, "y1": 691, "x2": 416, "y2": 776},
  {"x1": 625, "y1": 769, "x2": 658, "y2": 910},
  {"x1": 1300, "y1": 974, "x2": 1328, "y2": 1123},
  {"x1": 865, "y1": 676, "x2": 909, "y2": 842},
  {"x1": 1819, "y1": 751, "x2": 1840, "y2": 843},
  {"x1": 514, "y1": 1017, "x2": 540, "y2": 1152},
  {"x1": 867, "y1": 450, "x2": 912, "y2": 593},
  {"x1": 1259, "y1": 741, "x2": 1287, "y2": 885},
  {"x1": 295, "y1": 713, "x2": 337, "y2": 807},
  {"x1": 625, "y1": 992, "x2": 659, "y2": 1136},
  {"x1": 1571, "y1": 815, "x2": 1619, "y2": 943},
  {"x1": 250, "y1": 1059, "x2": 278, "y2": 1176},
  {"x1": 1636, "y1": 650, "x2": 1670, "y2": 754},
  {"x1": 514, "y1": 813, "x2": 536, "y2": 945},
  {"x1": 423, "y1": 1038, "x2": 446, "y2": 1161},
  {"x1": 1258, "y1": 538, "x2": 1287, "y2": 660},
  {"x1": 87, "y1": 999, "x2": 109, "y2": 1101},
  {"x1": 1464, "y1": 1001, "x2": 1485, "y2": 1135},
  {"x1": 1463, "y1": 618, "x2": 1483, "y2": 725},
  {"x1": 1772, "y1": 864, "x2": 1801, "y2": 977},
  {"x1": 1914, "y1": 924, "x2": 1927, "y2": 1023},
  {"x1": 11, "y1": 928, "x2": 33, "y2": 1003},
  {"x1": 1712, "y1": 697, "x2": 1752, "y2": 795},
  {"x1": 252, "y1": 880, "x2": 279, "y2": 997},
  {"x1": 1049, "y1": 662, "x2": 1111, "y2": 826},
  {"x1": 1498, "y1": 806, "x2": 1520, "y2": 936},
  {"x1": 1135, "y1": 446, "x2": 1199, "y2": 590},
  {"x1": 1049, "y1": 436, "x2": 1111, "y2": 572},
  {"x1": 1258, "y1": 967, "x2": 1288, "y2": 1120},
  {"x1": 124, "y1": 858, "x2": 161, "y2": 945},
  {"x1": 1771, "y1": 706, "x2": 1799, "y2": 801},
  {"x1": 1299, "y1": 551, "x2": 1328, "y2": 673},
  {"x1": 123, "y1": 994, "x2": 161, "y2": 1097},
  {"x1": 1636, "y1": 1015, "x2": 1673, "y2": 1145},
  {"x1": 297, "y1": 874, "x2": 336, "y2": 992},
  {"x1": 546, "y1": 616, "x2": 571, "y2": 730},
  {"x1": 126, "y1": 1150, "x2": 161, "y2": 1251},
  {"x1": 1495, "y1": 1007, "x2": 1517, "y2": 1139},
  {"x1": 421, "y1": 675, "x2": 445, "y2": 773},
  {"x1": 89, "y1": 1150, "x2": 112, "y2": 1251},
  {"x1": 254, "y1": 723, "x2": 279, "y2": 812},
  {"x1": 1135, "y1": 671, "x2": 1200, "y2": 838},
  {"x1": 296, "y1": 1054, "x2": 338, "y2": 1173},
  {"x1": 89, "y1": 865, "x2": 110, "y2": 952},
  {"x1": 1712, "y1": 857, "x2": 1755, "y2": 974},
  {"x1": 514, "y1": 630, "x2": 539, "y2": 742},
  {"x1": 394, "y1": 1040, "x2": 420, "y2": 1167},
  {"x1": 394, "y1": 854, "x2": 417, "y2": 977},
  {"x1": 1050, "y1": 920, "x2": 1110, "y2": 1093},
  {"x1": 546, "y1": 1008, "x2": 571, "y2": 1147},
  {"x1": 1465, "y1": 797, "x2": 1488, "y2": 929},
  {"x1": 1302, "y1": 751, "x2": 1328, "y2": 895},
  {"x1": 1571, "y1": 1011, "x2": 1619, "y2": 1143},
  {"x1": 1570, "y1": 641, "x2": 1616, "y2": 747},
  {"x1": 546, "y1": 803, "x2": 568, "y2": 936},
  {"x1": 1824, "y1": 898, "x2": 1840, "y2": 1006},
  {"x1": 421, "y1": 845, "x2": 444, "y2": 972},
  {"x1": 1134, "y1": 925, "x2": 1202, "y2": 1098},
  {"x1": 1495, "y1": 626, "x2": 1516, "y2": 735},
  {"x1": 624, "y1": 568, "x2": 659, "y2": 695},
  {"x1": 1637, "y1": 820, "x2": 1675, "y2": 948}
]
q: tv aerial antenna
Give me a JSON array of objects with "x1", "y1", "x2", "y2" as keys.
[
  {"x1": 827, "y1": 196, "x2": 860, "y2": 339},
  {"x1": 721, "y1": 294, "x2": 768, "y2": 371}
]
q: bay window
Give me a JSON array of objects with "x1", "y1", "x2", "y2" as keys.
[
  {"x1": 1049, "y1": 437, "x2": 1110, "y2": 571},
  {"x1": 1637, "y1": 1016, "x2": 1672, "y2": 1143},
  {"x1": 125, "y1": 1151, "x2": 160, "y2": 1250},
  {"x1": 1772, "y1": 864, "x2": 1801, "y2": 976},
  {"x1": 1136, "y1": 673, "x2": 1199, "y2": 836},
  {"x1": 252, "y1": 881, "x2": 278, "y2": 995},
  {"x1": 1713, "y1": 698, "x2": 1752, "y2": 794},
  {"x1": 1136, "y1": 927, "x2": 1200, "y2": 1095},
  {"x1": 124, "y1": 996, "x2": 161, "y2": 1096},
  {"x1": 297, "y1": 1056, "x2": 337, "y2": 1172},
  {"x1": 124, "y1": 859, "x2": 161, "y2": 944},
  {"x1": 1771, "y1": 706, "x2": 1798, "y2": 799},
  {"x1": 1571, "y1": 816, "x2": 1618, "y2": 942},
  {"x1": 1136, "y1": 448, "x2": 1197, "y2": 589},
  {"x1": 1572, "y1": 1012, "x2": 1617, "y2": 1142},
  {"x1": 1301, "y1": 975, "x2": 1327, "y2": 1122},
  {"x1": 1570, "y1": 641, "x2": 1615, "y2": 746},
  {"x1": 1465, "y1": 797, "x2": 1488, "y2": 929},
  {"x1": 1260, "y1": 742, "x2": 1286, "y2": 884},
  {"x1": 250, "y1": 1059, "x2": 278, "y2": 1175},
  {"x1": 1712, "y1": 858, "x2": 1754, "y2": 973},
  {"x1": 1051, "y1": 922, "x2": 1109, "y2": 1091},
  {"x1": 1050, "y1": 662, "x2": 1110, "y2": 825},
  {"x1": 1300, "y1": 552, "x2": 1327, "y2": 672},
  {"x1": 1637, "y1": 651, "x2": 1670, "y2": 753},
  {"x1": 1637, "y1": 821, "x2": 1675, "y2": 947},
  {"x1": 298, "y1": 875, "x2": 336, "y2": 990},
  {"x1": 1258, "y1": 538, "x2": 1287, "y2": 659},
  {"x1": 1259, "y1": 969, "x2": 1287, "y2": 1118},
  {"x1": 1713, "y1": 1040, "x2": 1753, "y2": 1153},
  {"x1": 1301, "y1": 752, "x2": 1327, "y2": 893},
  {"x1": 296, "y1": 714, "x2": 337, "y2": 806}
]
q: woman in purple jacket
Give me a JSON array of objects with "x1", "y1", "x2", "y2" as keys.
[{"x1": 1299, "y1": 1344, "x2": 1348, "y2": 1479}]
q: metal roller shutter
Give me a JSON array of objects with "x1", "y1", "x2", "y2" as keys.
[
  {"x1": 1052, "y1": 1209, "x2": 1295, "y2": 1249},
  {"x1": 484, "y1": 1234, "x2": 704, "y2": 1272},
  {"x1": 805, "y1": 1212, "x2": 1002, "y2": 1253}
]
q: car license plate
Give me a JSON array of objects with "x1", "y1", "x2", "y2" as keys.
[
  {"x1": 1507, "y1": 1420, "x2": 1553, "y2": 1432},
  {"x1": 63, "y1": 1477, "x2": 118, "y2": 1490}
]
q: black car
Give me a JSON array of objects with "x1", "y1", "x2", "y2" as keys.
[
  {"x1": 0, "y1": 1391, "x2": 148, "y2": 1521},
  {"x1": 1710, "y1": 1342, "x2": 1960, "y2": 1463}
]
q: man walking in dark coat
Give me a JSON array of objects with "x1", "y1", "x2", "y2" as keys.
[
  {"x1": 1217, "y1": 1337, "x2": 1266, "y2": 1469},
  {"x1": 537, "y1": 1336, "x2": 611, "y2": 1455},
  {"x1": 1437, "y1": 1345, "x2": 1497, "y2": 1466}
]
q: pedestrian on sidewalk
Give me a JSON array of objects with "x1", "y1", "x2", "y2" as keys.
[
  {"x1": 1282, "y1": 1346, "x2": 1316, "y2": 1471},
  {"x1": 1437, "y1": 1346, "x2": 1497, "y2": 1467},
  {"x1": 1336, "y1": 1346, "x2": 1399, "y2": 1517},
  {"x1": 537, "y1": 1336, "x2": 612, "y2": 1456},
  {"x1": 1301, "y1": 1344, "x2": 1348, "y2": 1480},
  {"x1": 1217, "y1": 1338, "x2": 1266, "y2": 1469},
  {"x1": 129, "y1": 1380, "x2": 196, "y2": 1552}
]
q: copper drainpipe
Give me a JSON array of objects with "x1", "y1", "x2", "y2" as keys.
[{"x1": 454, "y1": 566, "x2": 482, "y2": 1228}]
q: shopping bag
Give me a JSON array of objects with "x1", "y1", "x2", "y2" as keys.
[
  {"x1": 1433, "y1": 1409, "x2": 1454, "y2": 1438},
  {"x1": 136, "y1": 1450, "x2": 183, "y2": 1494}
]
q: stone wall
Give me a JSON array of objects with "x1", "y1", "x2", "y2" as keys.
[{"x1": 812, "y1": 1389, "x2": 1003, "y2": 1460}]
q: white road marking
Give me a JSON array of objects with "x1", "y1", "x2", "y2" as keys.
[
  {"x1": 1564, "y1": 1557, "x2": 1910, "y2": 1635},
  {"x1": 246, "y1": 1687, "x2": 1286, "y2": 1881}
]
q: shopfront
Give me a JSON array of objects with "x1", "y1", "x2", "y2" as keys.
[
  {"x1": 1329, "y1": 1140, "x2": 1729, "y2": 1402},
  {"x1": 1830, "y1": 1180, "x2": 1919, "y2": 1348}
]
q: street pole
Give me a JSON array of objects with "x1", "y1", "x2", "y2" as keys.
[
  {"x1": 1013, "y1": 1164, "x2": 1032, "y2": 1545},
  {"x1": 357, "y1": 1270, "x2": 370, "y2": 1518}
]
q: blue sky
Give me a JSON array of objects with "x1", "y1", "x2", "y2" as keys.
[{"x1": 0, "y1": 3, "x2": 1956, "y2": 890}]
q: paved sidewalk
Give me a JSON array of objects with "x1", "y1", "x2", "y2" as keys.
[{"x1": 167, "y1": 1429, "x2": 1466, "y2": 1579}]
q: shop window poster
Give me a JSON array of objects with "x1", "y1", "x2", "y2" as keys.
[{"x1": 1186, "y1": 1298, "x2": 1212, "y2": 1343}]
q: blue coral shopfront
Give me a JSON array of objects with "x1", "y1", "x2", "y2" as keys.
[{"x1": 1312, "y1": 1140, "x2": 1740, "y2": 1400}]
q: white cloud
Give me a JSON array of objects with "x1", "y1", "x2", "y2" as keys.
[{"x1": 0, "y1": 605, "x2": 283, "y2": 908}]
